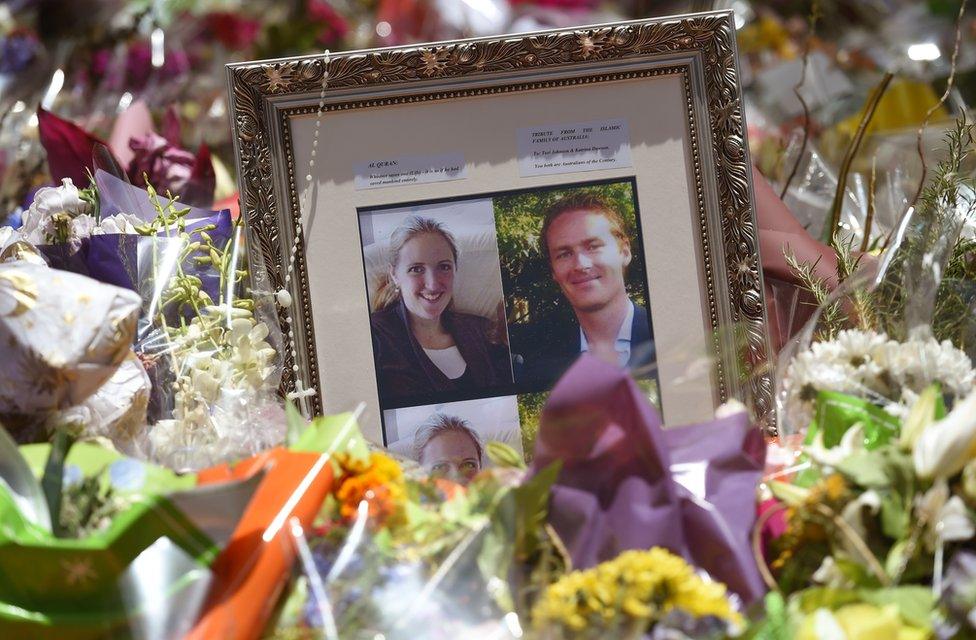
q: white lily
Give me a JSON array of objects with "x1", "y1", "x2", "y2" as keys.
[
  {"x1": 913, "y1": 389, "x2": 976, "y2": 479},
  {"x1": 806, "y1": 424, "x2": 865, "y2": 469},
  {"x1": 811, "y1": 556, "x2": 855, "y2": 589},
  {"x1": 899, "y1": 384, "x2": 939, "y2": 449}
]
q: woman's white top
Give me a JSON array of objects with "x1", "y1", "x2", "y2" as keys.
[{"x1": 423, "y1": 346, "x2": 467, "y2": 379}]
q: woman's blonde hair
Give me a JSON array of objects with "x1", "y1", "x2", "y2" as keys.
[
  {"x1": 413, "y1": 413, "x2": 483, "y2": 465},
  {"x1": 373, "y1": 216, "x2": 460, "y2": 311}
]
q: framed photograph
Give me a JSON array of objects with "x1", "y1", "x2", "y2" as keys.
[{"x1": 227, "y1": 9, "x2": 775, "y2": 447}]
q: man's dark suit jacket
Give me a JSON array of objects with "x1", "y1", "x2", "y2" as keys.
[{"x1": 512, "y1": 302, "x2": 655, "y2": 389}]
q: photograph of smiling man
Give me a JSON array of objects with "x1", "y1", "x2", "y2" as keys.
[
  {"x1": 497, "y1": 179, "x2": 656, "y2": 393},
  {"x1": 359, "y1": 199, "x2": 513, "y2": 407}
]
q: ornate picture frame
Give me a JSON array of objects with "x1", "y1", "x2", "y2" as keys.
[{"x1": 227, "y1": 9, "x2": 775, "y2": 442}]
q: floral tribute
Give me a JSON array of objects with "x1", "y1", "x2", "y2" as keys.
[
  {"x1": 1, "y1": 163, "x2": 284, "y2": 470},
  {"x1": 750, "y1": 120, "x2": 976, "y2": 639},
  {"x1": 532, "y1": 547, "x2": 743, "y2": 639}
]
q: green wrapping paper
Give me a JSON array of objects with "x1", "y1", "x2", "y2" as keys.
[
  {"x1": 805, "y1": 389, "x2": 948, "y2": 453},
  {"x1": 812, "y1": 390, "x2": 903, "y2": 449},
  {"x1": 0, "y1": 439, "x2": 261, "y2": 639},
  {"x1": 0, "y1": 487, "x2": 215, "y2": 608}
]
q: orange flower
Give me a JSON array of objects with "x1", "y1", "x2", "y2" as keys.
[
  {"x1": 432, "y1": 477, "x2": 466, "y2": 501},
  {"x1": 333, "y1": 452, "x2": 406, "y2": 527}
]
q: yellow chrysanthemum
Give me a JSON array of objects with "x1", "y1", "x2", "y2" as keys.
[{"x1": 532, "y1": 547, "x2": 742, "y2": 636}]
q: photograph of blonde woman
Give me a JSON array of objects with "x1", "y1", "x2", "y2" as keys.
[
  {"x1": 382, "y1": 396, "x2": 523, "y2": 478},
  {"x1": 360, "y1": 200, "x2": 513, "y2": 406},
  {"x1": 413, "y1": 414, "x2": 483, "y2": 485}
]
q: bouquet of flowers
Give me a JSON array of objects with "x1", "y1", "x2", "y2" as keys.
[
  {"x1": 531, "y1": 547, "x2": 743, "y2": 640},
  {"x1": 754, "y1": 117, "x2": 976, "y2": 638},
  {"x1": 273, "y1": 437, "x2": 560, "y2": 640},
  {"x1": 754, "y1": 380, "x2": 976, "y2": 638},
  {"x1": 271, "y1": 356, "x2": 760, "y2": 640},
  {"x1": 1, "y1": 160, "x2": 286, "y2": 470}
]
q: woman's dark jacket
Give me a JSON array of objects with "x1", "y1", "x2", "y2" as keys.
[{"x1": 370, "y1": 300, "x2": 512, "y2": 403}]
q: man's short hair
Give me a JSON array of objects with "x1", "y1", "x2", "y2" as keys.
[{"x1": 539, "y1": 193, "x2": 630, "y2": 262}]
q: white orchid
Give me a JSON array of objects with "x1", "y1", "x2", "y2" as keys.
[
  {"x1": 913, "y1": 389, "x2": 976, "y2": 479},
  {"x1": 148, "y1": 304, "x2": 282, "y2": 468},
  {"x1": 92, "y1": 213, "x2": 142, "y2": 236},
  {"x1": 915, "y1": 479, "x2": 976, "y2": 551}
]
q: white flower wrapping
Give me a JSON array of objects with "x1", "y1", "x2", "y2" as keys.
[
  {"x1": 782, "y1": 329, "x2": 976, "y2": 431},
  {"x1": 0, "y1": 261, "x2": 142, "y2": 415}
]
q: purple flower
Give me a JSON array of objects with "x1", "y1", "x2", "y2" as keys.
[
  {"x1": 127, "y1": 132, "x2": 195, "y2": 198},
  {"x1": 0, "y1": 32, "x2": 39, "y2": 74},
  {"x1": 942, "y1": 551, "x2": 976, "y2": 634},
  {"x1": 124, "y1": 42, "x2": 192, "y2": 90}
]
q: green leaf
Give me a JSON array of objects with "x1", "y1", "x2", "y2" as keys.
[
  {"x1": 292, "y1": 412, "x2": 369, "y2": 463},
  {"x1": 793, "y1": 587, "x2": 861, "y2": 614},
  {"x1": 858, "y1": 586, "x2": 935, "y2": 628},
  {"x1": 884, "y1": 539, "x2": 912, "y2": 582},
  {"x1": 41, "y1": 431, "x2": 75, "y2": 538},
  {"x1": 744, "y1": 591, "x2": 796, "y2": 640},
  {"x1": 769, "y1": 480, "x2": 811, "y2": 507},
  {"x1": 880, "y1": 493, "x2": 909, "y2": 539},
  {"x1": 834, "y1": 556, "x2": 880, "y2": 588},
  {"x1": 477, "y1": 520, "x2": 514, "y2": 612},
  {"x1": 814, "y1": 391, "x2": 901, "y2": 449},
  {"x1": 510, "y1": 462, "x2": 561, "y2": 560},
  {"x1": 836, "y1": 451, "x2": 892, "y2": 488},
  {"x1": 284, "y1": 401, "x2": 306, "y2": 446},
  {"x1": 485, "y1": 441, "x2": 526, "y2": 469}
]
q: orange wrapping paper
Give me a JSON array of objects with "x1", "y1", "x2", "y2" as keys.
[{"x1": 186, "y1": 448, "x2": 334, "y2": 640}]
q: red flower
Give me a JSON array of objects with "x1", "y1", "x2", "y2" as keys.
[
  {"x1": 204, "y1": 12, "x2": 262, "y2": 51},
  {"x1": 37, "y1": 108, "x2": 107, "y2": 187}
]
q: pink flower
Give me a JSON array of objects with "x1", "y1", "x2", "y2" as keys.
[
  {"x1": 307, "y1": 0, "x2": 349, "y2": 45},
  {"x1": 128, "y1": 133, "x2": 193, "y2": 192},
  {"x1": 511, "y1": 0, "x2": 598, "y2": 7},
  {"x1": 757, "y1": 498, "x2": 788, "y2": 563}
]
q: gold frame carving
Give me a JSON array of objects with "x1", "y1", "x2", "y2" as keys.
[{"x1": 227, "y1": 10, "x2": 776, "y2": 432}]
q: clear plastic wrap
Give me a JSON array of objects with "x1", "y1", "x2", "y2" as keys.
[
  {"x1": 0, "y1": 425, "x2": 260, "y2": 640},
  {"x1": 776, "y1": 118, "x2": 976, "y2": 440},
  {"x1": 270, "y1": 358, "x2": 756, "y2": 640},
  {"x1": 129, "y1": 211, "x2": 286, "y2": 470},
  {"x1": 754, "y1": 119, "x2": 976, "y2": 638},
  {"x1": 1, "y1": 167, "x2": 287, "y2": 468}
]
